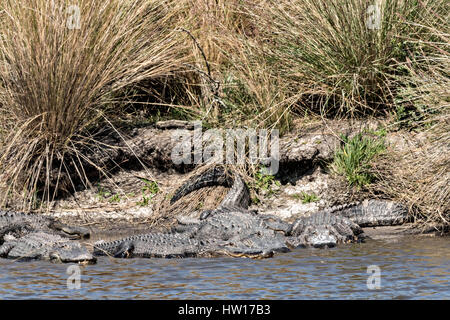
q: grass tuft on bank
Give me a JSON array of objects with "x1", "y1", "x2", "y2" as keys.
[
  {"x1": 331, "y1": 133, "x2": 386, "y2": 188},
  {"x1": 0, "y1": 0, "x2": 187, "y2": 209}
]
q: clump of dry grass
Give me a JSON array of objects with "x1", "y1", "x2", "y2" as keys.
[
  {"x1": 173, "y1": 0, "x2": 262, "y2": 124},
  {"x1": 372, "y1": 14, "x2": 449, "y2": 230},
  {"x1": 180, "y1": 0, "x2": 293, "y2": 129},
  {"x1": 260, "y1": 0, "x2": 447, "y2": 117},
  {"x1": 373, "y1": 114, "x2": 449, "y2": 231},
  {"x1": 0, "y1": 0, "x2": 188, "y2": 209}
]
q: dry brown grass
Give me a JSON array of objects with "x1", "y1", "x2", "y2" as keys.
[
  {"x1": 174, "y1": 1, "x2": 293, "y2": 129},
  {"x1": 259, "y1": 0, "x2": 448, "y2": 117},
  {"x1": 371, "y1": 15, "x2": 449, "y2": 230},
  {"x1": 372, "y1": 116, "x2": 449, "y2": 231},
  {"x1": 0, "y1": 0, "x2": 188, "y2": 209}
]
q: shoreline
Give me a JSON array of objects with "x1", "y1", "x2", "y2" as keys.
[{"x1": 22, "y1": 118, "x2": 446, "y2": 241}]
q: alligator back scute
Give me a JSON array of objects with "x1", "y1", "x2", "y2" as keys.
[{"x1": 93, "y1": 233, "x2": 201, "y2": 258}]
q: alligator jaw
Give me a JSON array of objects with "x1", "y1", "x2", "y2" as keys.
[{"x1": 49, "y1": 250, "x2": 97, "y2": 264}]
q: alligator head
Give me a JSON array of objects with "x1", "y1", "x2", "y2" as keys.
[
  {"x1": 49, "y1": 244, "x2": 97, "y2": 264},
  {"x1": 49, "y1": 221, "x2": 91, "y2": 240}
]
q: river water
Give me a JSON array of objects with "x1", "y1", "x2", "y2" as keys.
[{"x1": 0, "y1": 235, "x2": 448, "y2": 299}]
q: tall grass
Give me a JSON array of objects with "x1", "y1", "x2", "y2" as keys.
[
  {"x1": 372, "y1": 9, "x2": 449, "y2": 230},
  {"x1": 262, "y1": 0, "x2": 447, "y2": 117},
  {"x1": 177, "y1": 0, "x2": 294, "y2": 130},
  {"x1": 175, "y1": 0, "x2": 266, "y2": 125},
  {"x1": 0, "y1": 0, "x2": 187, "y2": 209}
]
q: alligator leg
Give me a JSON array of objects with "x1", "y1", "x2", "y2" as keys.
[{"x1": 0, "y1": 242, "x2": 14, "y2": 257}]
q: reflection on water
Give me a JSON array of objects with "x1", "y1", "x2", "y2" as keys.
[{"x1": 0, "y1": 236, "x2": 449, "y2": 299}]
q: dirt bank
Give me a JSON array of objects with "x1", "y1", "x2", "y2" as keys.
[{"x1": 32, "y1": 118, "x2": 446, "y2": 240}]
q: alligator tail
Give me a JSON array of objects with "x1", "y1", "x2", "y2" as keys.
[{"x1": 170, "y1": 166, "x2": 250, "y2": 209}]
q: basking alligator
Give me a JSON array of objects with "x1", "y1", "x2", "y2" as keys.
[
  {"x1": 333, "y1": 200, "x2": 409, "y2": 227},
  {"x1": 0, "y1": 166, "x2": 409, "y2": 263},
  {"x1": 0, "y1": 211, "x2": 90, "y2": 240},
  {"x1": 94, "y1": 167, "x2": 290, "y2": 258},
  {"x1": 0, "y1": 211, "x2": 93, "y2": 263},
  {"x1": 0, "y1": 232, "x2": 95, "y2": 263},
  {"x1": 94, "y1": 166, "x2": 408, "y2": 259},
  {"x1": 94, "y1": 233, "x2": 201, "y2": 258}
]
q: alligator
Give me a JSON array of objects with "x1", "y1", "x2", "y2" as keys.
[
  {"x1": 94, "y1": 232, "x2": 201, "y2": 258},
  {"x1": 332, "y1": 200, "x2": 409, "y2": 227},
  {"x1": 94, "y1": 166, "x2": 392, "y2": 259},
  {"x1": 288, "y1": 209, "x2": 365, "y2": 248},
  {"x1": 0, "y1": 232, "x2": 96, "y2": 263},
  {"x1": 0, "y1": 211, "x2": 90, "y2": 240},
  {"x1": 0, "y1": 165, "x2": 410, "y2": 263},
  {"x1": 0, "y1": 211, "x2": 93, "y2": 263},
  {"x1": 94, "y1": 167, "x2": 288, "y2": 258}
]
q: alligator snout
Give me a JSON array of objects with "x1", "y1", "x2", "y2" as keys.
[{"x1": 49, "y1": 249, "x2": 97, "y2": 264}]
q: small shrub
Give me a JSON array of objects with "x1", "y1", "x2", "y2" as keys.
[
  {"x1": 291, "y1": 192, "x2": 320, "y2": 204},
  {"x1": 250, "y1": 168, "x2": 280, "y2": 203},
  {"x1": 331, "y1": 133, "x2": 386, "y2": 187}
]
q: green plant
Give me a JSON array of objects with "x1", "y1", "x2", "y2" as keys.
[
  {"x1": 300, "y1": 192, "x2": 319, "y2": 204},
  {"x1": 251, "y1": 168, "x2": 280, "y2": 200},
  {"x1": 137, "y1": 192, "x2": 152, "y2": 207},
  {"x1": 136, "y1": 178, "x2": 159, "y2": 207},
  {"x1": 95, "y1": 184, "x2": 122, "y2": 203},
  {"x1": 96, "y1": 185, "x2": 111, "y2": 200},
  {"x1": 195, "y1": 202, "x2": 204, "y2": 210},
  {"x1": 371, "y1": 128, "x2": 387, "y2": 138},
  {"x1": 140, "y1": 179, "x2": 160, "y2": 195},
  {"x1": 109, "y1": 194, "x2": 121, "y2": 203},
  {"x1": 331, "y1": 133, "x2": 386, "y2": 187}
]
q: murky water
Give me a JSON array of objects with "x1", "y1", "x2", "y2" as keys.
[{"x1": 0, "y1": 236, "x2": 449, "y2": 299}]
